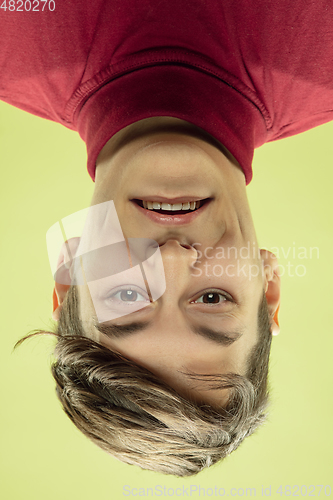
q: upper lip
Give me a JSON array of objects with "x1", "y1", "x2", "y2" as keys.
[{"x1": 131, "y1": 196, "x2": 208, "y2": 204}]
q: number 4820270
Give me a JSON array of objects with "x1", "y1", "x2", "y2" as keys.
[{"x1": 0, "y1": 0, "x2": 55, "y2": 11}]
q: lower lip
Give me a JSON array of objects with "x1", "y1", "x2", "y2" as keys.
[{"x1": 131, "y1": 200, "x2": 211, "y2": 225}]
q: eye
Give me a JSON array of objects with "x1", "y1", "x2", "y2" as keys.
[
  {"x1": 106, "y1": 286, "x2": 150, "y2": 305},
  {"x1": 191, "y1": 289, "x2": 232, "y2": 305}
]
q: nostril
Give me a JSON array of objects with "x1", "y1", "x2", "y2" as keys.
[{"x1": 158, "y1": 240, "x2": 194, "y2": 249}]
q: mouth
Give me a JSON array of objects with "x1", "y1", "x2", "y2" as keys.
[{"x1": 131, "y1": 197, "x2": 212, "y2": 225}]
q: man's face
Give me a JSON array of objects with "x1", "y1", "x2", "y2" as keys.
[{"x1": 77, "y1": 118, "x2": 273, "y2": 407}]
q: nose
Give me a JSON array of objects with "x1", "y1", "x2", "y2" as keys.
[
  {"x1": 159, "y1": 239, "x2": 194, "y2": 250},
  {"x1": 159, "y1": 239, "x2": 198, "y2": 262},
  {"x1": 155, "y1": 240, "x2": 198, "y2": 307}
]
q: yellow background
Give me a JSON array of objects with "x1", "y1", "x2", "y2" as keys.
[{"x1": 0, "y1": 100, "x2": 332, "y2": 499}]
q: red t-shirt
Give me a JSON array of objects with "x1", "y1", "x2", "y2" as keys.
[{"x1": 1, "y1": 0, "x2": 333, "y2": 184}]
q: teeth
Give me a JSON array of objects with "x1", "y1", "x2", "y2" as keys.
[
  {"x1": 142, "y1": 200, "x2": 202, "y2": 211},
  {"x1": 171, "y1": 203, "x2": 182, "y2": 211}
]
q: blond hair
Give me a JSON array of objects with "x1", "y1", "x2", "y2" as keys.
[{"x1": 17, "y1": 287, "x2": 272, "y2": 476}]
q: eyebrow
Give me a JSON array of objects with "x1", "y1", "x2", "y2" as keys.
[{"x1": 95, "y1": 321, "x2": 242, "y2": 346}]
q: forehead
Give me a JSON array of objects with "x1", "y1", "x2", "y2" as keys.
[
  {"x1": 93, "y1": 317, "x2": 259, "y2": 409},
  {"x1": 73, "y1": 279, "x2": 264, "y2": 411}
]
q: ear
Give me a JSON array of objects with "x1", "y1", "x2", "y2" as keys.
[
  {"x1": 260, "y1": 249, "x2": 281, "y2": 336},
  {"x1": 52, "y1": 282, "x2": 70, "y2": 321},
  {"x1": 52, "y1": 237, "x2": 80, "y2": 321}
]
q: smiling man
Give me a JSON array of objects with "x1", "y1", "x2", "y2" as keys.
[
  {"x1": 5, "y1": 0, "x2": 333, "y2": 477},
  {"x1": 67, "y1": 117, "x2": 281, "y2": 408},
  {"x1": 48, "y1": 116, "x2": 280, "y2": 475}
]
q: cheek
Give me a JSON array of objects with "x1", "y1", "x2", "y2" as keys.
[{"x1": 77, "y1": 284, "x2": 97, "y2": 325}]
